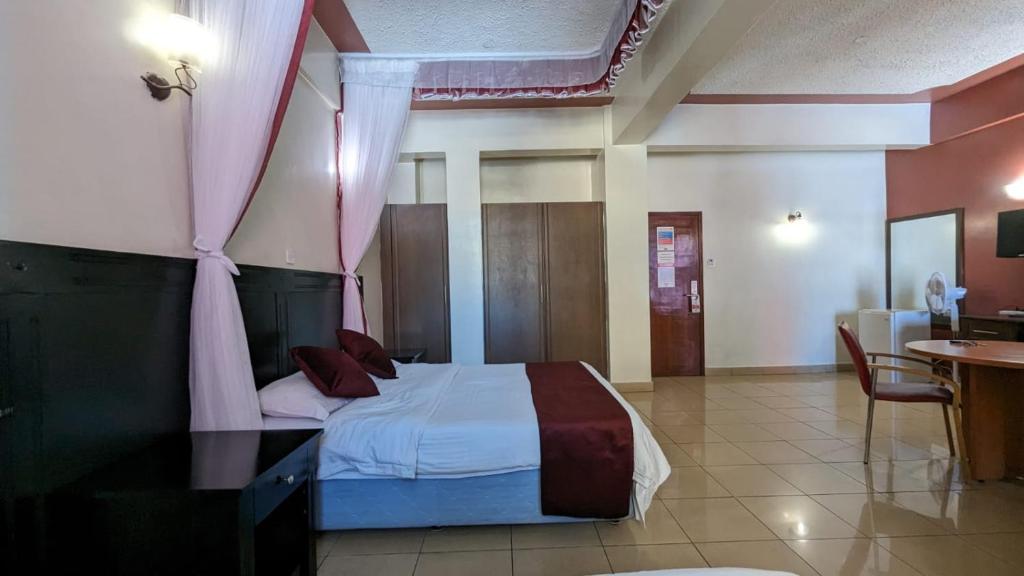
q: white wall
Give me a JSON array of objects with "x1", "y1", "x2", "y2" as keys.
[
  {"x1": 418, "y1": 159, "x2": 448, "y2": 204},
  {"x1": 603, "y1": 139, "x2": 653, "y2": 384},
  {"x1": 385, "y1": 162, "x2": 418, "y2": 204},
  {"x1": 647, "y1": 104, "x2": 930, "y2": 151},
  {"x1": 385, "y1": 158, "x2": 447, "y2": 205},
  {"x1": 228, "y1": 20, "x2": 340, "y2": 272},
  {"x1": 0, "y1": 1, "x2": 342, "y2": 276},
  {"x1": 648, "y1": 151, "x2": 888, "y2": 369},
  {"x1": 480, "y1": 157, "x2": 595, "y2": 203},
  {"x1": 591, "y1": 153, "x2": 606, "y2": 202},
  {"x1": 1, "y1": 0, "x2": 191, "y2": 257}
]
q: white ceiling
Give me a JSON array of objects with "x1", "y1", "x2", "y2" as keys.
[
  {"x1": 694, "y1": 0, "x2": 1024, "y2": 95},
  {"x1": 343, "y1": 0, "x2": 626, "y2": 55}
]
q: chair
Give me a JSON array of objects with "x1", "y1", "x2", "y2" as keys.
[{"x1": 837, "y1": 322, "x2": 969, "y2": 478}]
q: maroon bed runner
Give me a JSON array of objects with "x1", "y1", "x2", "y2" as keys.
[{"x1": 525, "y1": 361, "x2": 633, "y2": 518}]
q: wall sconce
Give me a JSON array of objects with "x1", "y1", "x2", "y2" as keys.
[
  {"x1": 774, "y1": 210, "x2": 813, "y2": 245},
  {"x1": 139, "y1": 13, "x2": 213, "y2": 101},
  {"x1": 1006, "y1": 178, "x2": 1024, "y2": 200}
]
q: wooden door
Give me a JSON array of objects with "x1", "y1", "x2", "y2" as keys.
[
  {"x1": 380, "y1": 204, "x2": 451, "y2": 362},
  {"x1": 483, "y1": 203, "x2": 546, "y2": 364},
  {"x1": 649, "y1": 212, "x2": 704, "y2": 376},
  {"x1": 545, "y1": 202, "x2": 609, "y2": 377}
]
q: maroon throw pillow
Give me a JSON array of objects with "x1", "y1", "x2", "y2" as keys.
[
  {"x1": 336, "y1": 329, "x2": 397, "y2": 379},
  {"x1": 289, "y1": 346, "x2": 379, "y2": 398}
]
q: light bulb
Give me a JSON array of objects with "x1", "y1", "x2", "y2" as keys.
[{"x1": 1006, "y1": 177, "x2": 1024, "y2": 200}]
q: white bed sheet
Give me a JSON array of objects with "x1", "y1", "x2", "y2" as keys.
[{"x1": 314, "y1": 361, "x2": 670, "y2": 521}]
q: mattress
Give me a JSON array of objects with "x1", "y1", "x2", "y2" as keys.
[{"x1": 316, "y1": 469, "x2": 591, "y2": 530}]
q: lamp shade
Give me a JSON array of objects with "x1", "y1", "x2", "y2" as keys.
[
  {"x1": 135, "y1": 12, "x2": 214, "y2": 71},
  {"x1": 1006, "y1": 177, "x2": 1024, "y2": 201},
  {"x1": 162, "y1": 13, "x2": 213, "y2": 70}
]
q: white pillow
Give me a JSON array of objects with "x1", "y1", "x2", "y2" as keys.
[{"x1": 259, "y1": 371, "x2": 352, "y2": 421}]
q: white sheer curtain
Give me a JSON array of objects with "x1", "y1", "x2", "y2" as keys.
[
  {"x1": 185, "y1": 0, "x2": 309, "y2": 430},
  {"x1": 337, "y1": 58, "x2": 418, "y2": 333}
]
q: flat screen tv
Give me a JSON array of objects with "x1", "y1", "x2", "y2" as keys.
[{"x1": 996, "y1": 208, "x2": 1024, "y2": 258}]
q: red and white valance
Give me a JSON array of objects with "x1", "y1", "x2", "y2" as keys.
[{"x1": 340, "y1": 0, "x2": 664, "y2": 101}]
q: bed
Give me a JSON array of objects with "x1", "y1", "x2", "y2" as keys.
[{"x1": 263, "y1": 361, "x2": 670, "y2": 530}]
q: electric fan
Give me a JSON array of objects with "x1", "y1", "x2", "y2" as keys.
[{"x1": 925, "y1": 272, "x2": 967, "y2": 334}]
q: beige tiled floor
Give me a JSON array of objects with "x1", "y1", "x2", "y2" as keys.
[{"x1": 316, "y1": 373, "x2": 1024, "y2": 575}]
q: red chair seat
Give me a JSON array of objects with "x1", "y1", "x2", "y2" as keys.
[{"x1": 874, "y1": 382, "x2": 953, "y2": 404}]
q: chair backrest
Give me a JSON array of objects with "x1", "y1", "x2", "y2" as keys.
[{"x1": 837, "y1": 321, "x2": 872, "y2": 396}]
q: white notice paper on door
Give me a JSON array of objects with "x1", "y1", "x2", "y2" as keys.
[
  {"x1": 657, "y1": 267, "x2": 675, "y2": 288},
  {"x1": 657, "y1": 251, "x2": 675, "y2": 265}
]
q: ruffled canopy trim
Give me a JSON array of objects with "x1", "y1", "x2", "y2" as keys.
[{"x1": 338, "y1": 0, "x2": 665, "y2": 101}]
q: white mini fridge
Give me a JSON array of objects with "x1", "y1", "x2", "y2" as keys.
[{"x1": 856, "y1": 309, "x2": 931, "y2": 383}]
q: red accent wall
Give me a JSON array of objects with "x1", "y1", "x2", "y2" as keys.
[
  {"x1": 886, "y1": 115, "x2": 1024, "y2": 314},
  {"x1": 930, "y1": 65, "x2": 1024, "y2": 143}
]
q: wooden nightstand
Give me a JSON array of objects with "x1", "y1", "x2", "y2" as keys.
[
  {"x1": 56, "y1": 429, "x2": 321, "y2": 576},
  {"x1": 387, "y1": 348, "x2": 426, "y2": 364}
]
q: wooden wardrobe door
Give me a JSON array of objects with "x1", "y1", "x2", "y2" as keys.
[
  {"x1": 483, "y1": 203, "x2": 546, "y2": 364},
  {"x1": 380, "y1": 204, "x2": 451, "y2": 363},
  {"x1": 544, "y1": 202, "x2": 609, "y2": 377}
]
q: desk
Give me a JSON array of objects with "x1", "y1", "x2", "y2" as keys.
[
  {"x1": 59, "y1": 429, "x2": 322, "y2": 576},
  {"x1": 907, "y1": 340, "x2": 1024, "y2": 480}
]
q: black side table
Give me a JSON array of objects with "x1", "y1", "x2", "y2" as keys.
[
  {"x1": 56, "y1": 429, "x2": 322, "y2": 576},
  {"x1": 387, "y1": 348, "x2": 426, "y2": 364}
]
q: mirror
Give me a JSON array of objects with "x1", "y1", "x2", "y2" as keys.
[{"x1": 887, "y1": 209, "x2": 963, "y2": 310}]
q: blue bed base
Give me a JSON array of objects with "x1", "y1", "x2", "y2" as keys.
[{"x1": 315, "y1": 470, "x2": 597, "y2": 530}]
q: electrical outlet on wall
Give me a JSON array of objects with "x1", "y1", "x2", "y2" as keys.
[{"x1": 285, "y1": 249, "x2": 296, "y2": 265}]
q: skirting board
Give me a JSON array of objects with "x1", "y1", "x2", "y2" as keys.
[
  {"x1": 704, "y1": 364, "x2": 854, "y2": 376},
  {"x1": 613, "y1": 381, "x2": 654, "y2": 392}
]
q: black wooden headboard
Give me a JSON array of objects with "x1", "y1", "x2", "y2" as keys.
[
  {"x1": 234, "y1": 262, "x2": 343, "y2": 388},
  {"x1": 0, "y1": 240, "x2": 341, "y2": 571}
]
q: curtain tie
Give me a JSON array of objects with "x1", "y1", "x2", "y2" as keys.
[
  {"x1": 341, "y1": 270, "x2": 362, "y2": 286},
  {"x1": 193, "y1": 237, "x2": 240, "y2": 276}
]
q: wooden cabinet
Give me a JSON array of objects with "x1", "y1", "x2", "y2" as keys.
[
  {"x1": 960, "y1": 315, "x2": 1024, "y2": 342},
  {"x1": 483, "y1": 203, "x2": 547, "y2": 364},
  {"x1": 482, "y1": 202, "x2": 608, "y2": 376},
  {"x1": 545, "y1": 203, "x2": 609, "y2": 376},
  {"x1": 60, "y1": 430, "x2": 322, "y2": 576},
  {"x1": 380, "y1": 204, "x2": 451, "y2": 363}
]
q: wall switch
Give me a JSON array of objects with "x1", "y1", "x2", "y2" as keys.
[
  {"x1": 285, "y1": 249, "x2": 296, "y2": 265},
  {"x1": 706, "y1": 257, "x2": 716, "y2": 268}
]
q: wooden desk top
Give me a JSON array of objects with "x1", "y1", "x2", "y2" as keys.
[
  {"x1": 962, "y1": 314, "x2": 1024, "y2": 325},
  {"x1": 907, "y1": 340, "x2": 1024, "y2": 370},
  {"x1": 66, "y1": 429, "x2": 322, "y2": 492}
]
